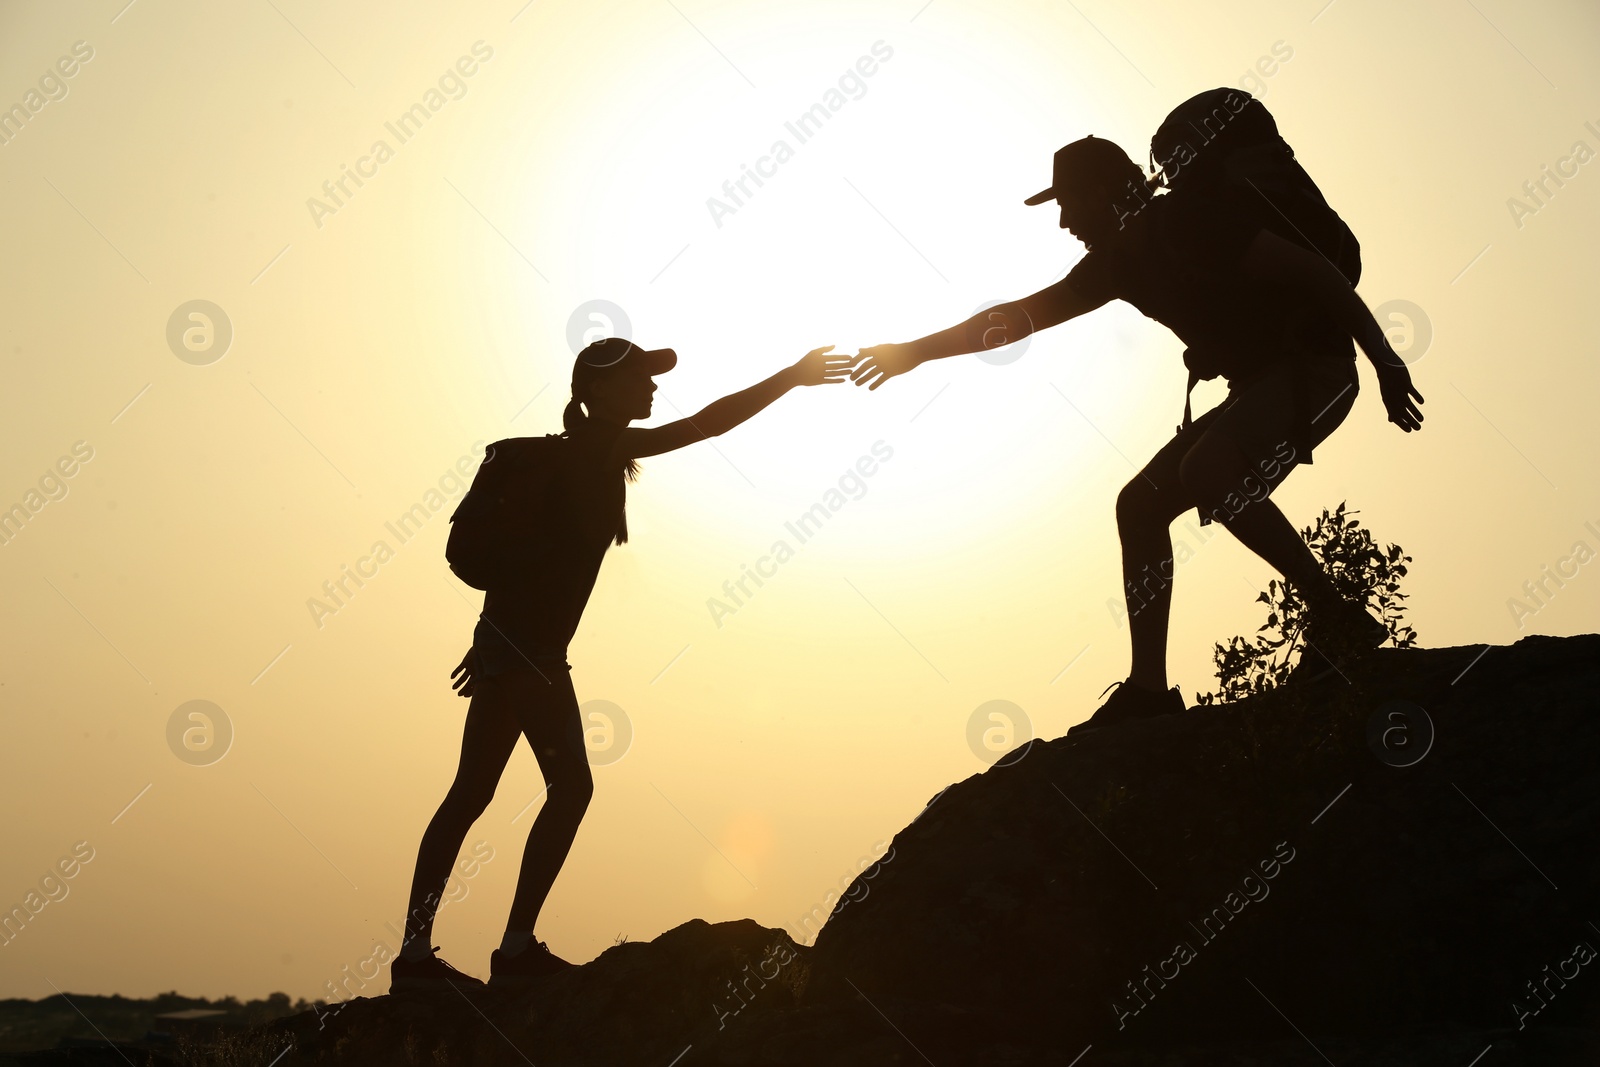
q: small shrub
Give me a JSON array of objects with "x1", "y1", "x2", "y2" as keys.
[{"x1": 1195, "y1": 502, "x2": 1417, "y2": 706}]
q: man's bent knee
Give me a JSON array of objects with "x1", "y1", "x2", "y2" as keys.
[
  {"x1": 1118, "y1": 477, "x2": 1195, "y2": 536},
  {"x1": 1116, "y1": 478, "x2": 1166, "y2": 532}
]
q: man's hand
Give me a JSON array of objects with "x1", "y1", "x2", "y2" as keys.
[
  {"x1": 788, "y1": 345, "x2": 854, "y2": 387},
  {"x1": 1373, "y1": 359, "x2": 1424, "y2": 432},
  {"x1": 451, "y1": 647, "x2": 478, "y2": 699},
  {"x1": 850, "y1": 343, "x2": 920, "y2": 390}
]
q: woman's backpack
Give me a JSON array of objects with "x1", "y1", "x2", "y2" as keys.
[{"x1": 446, "y1": 435, "x2": 566, "y2": 591}]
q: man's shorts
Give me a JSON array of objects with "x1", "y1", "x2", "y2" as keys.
[{"x1": 1190, "y1": 353, "x2": 1359, "y2": 471}]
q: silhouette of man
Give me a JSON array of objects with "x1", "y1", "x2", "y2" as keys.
[{"x1": 851, "y1": 135, "x2": 1423, "y2": 732}]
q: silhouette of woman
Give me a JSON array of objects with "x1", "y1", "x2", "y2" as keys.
[
  {"x1": 851, "y1": 136, "x2": 1423, "y2": 734},
  {"x1": 391, "y1": 338, "x2": 848, "y2": 990}
]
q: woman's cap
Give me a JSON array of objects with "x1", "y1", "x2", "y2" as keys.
[
  {"x1": 572, "y1": 337, "x2": 677, "y2": 393},
  {"x1": 1024, "y1": 135, "x2": 1138, "y2": 205}
]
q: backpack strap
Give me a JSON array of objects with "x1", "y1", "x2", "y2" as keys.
[{"x1": 1179, "y1": 370, "x2": 1216, "y2": 527}]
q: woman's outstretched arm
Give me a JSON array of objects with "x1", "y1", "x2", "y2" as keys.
[
  {"x1": 850, "y1": 278, "x2": 1110, "y2": 390},
  {"x1": 614, "y1": 346, "x2": 851, "y2": 460}
]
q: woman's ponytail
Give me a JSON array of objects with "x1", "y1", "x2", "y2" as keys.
[
  {"x1": 561, "y1": 391, "x2": 639, "y2": 546},
  {"x1": 562, "y1": 397, "x2": 587, "y2": 434}
]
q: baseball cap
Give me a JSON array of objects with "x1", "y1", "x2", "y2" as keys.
[
  {"x1": 1023, "y1": 135, "x2": 1139, "y2": 206},
  {"x1": 572, "y1": 337, "x2": 676, "y2": 396}
]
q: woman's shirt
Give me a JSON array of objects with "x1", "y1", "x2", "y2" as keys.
[{"x1": 481, "y1": 428, "x2": 625, "y2": 653}]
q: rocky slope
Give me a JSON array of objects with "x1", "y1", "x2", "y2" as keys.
[
  {"x1": 14, "y1": 634, "x2": 1600, "y2": 1066},
  {"x1": 806, "y1": 632, "x2": 1600, "y2": 1061}
]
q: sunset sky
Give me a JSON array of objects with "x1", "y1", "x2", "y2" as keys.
[{"x1": 1, "y1": 0, "x2": 1596, "y2": 1003}]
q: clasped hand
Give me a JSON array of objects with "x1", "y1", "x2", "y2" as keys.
[{"x1": 848, "y1": 343, "x2": 918, "y2": 390}]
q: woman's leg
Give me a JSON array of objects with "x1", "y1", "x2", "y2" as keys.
[
  {"x1": 402, "y1": 684, "x2": 522, "y2": 954},
  {"x1": 501, "y1": 667, "x2": 594, "y2": 937}
]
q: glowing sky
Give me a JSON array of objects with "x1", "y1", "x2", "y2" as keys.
[{"x1": 1, "y1": 0, "x2": 1596, "y2": 1002}]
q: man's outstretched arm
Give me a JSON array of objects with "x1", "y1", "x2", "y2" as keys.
[{"x1": 851, "y1": 277, "x2": 1109, "y2": 390}]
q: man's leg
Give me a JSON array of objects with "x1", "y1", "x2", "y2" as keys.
[
  {"x1": 1116, "y1": 435, "x2": 1206, "y2": 693},
  {"x1": 1176, "y1": 362, "x2": 1358, "y2": 615},
  {"x1": 1178, "y1": 435, "x2": 1342, "y2": 608}
]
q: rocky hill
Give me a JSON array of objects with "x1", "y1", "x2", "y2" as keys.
[{"x1": 12, "y1": 633, "x2": 1600, "y2": 1066}]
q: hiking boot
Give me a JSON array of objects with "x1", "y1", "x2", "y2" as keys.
[
  {"x1": 388, "y1": 947, "x2": 486, "y2": 994},
  {"x1": 1068, "y1": 680, "x2": 1185, "y2": 735},
  {"x1": 488, "y1": 940, "x2": 574, "y2": 987},
  {"x1": 1293, "y1": 598, "x2": 1389, "y2": 683}
]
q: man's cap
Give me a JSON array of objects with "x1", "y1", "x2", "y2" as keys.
[
  {"x1": 572, "y1": 337, "x2": 676, "y2": 395},
  {"x1": 1024, "y1": 135, "x2": 1138, "y2": 206}
]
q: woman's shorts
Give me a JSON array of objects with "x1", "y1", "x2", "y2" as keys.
[{"x1": 472, "y1": 613, "x2": 570, "y2": 679}]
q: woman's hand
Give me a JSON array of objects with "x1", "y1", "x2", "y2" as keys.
[
  {"x1": 849, "y1": 343, "x2": 921, "y2": 390},
  {"x1": 788, "y1": 345, "x2": 853, "y2": 387},
  {"x1": 451, "y1": 647, "x2": 478, "y2": 699},
  {"x1": 1373, "y1": 358, "x2": 1425, "y2": 432}
]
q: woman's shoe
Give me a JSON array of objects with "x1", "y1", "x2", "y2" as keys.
[
  {"x1": 488, "y1": 939, "x2": 574, "y2": 987},
  {"x1": 388, "y1": 947, "x2": 486, "y2": 994},
  {"x1": 1068, "y1": 680, "x2": 1185, "y2": 735}
]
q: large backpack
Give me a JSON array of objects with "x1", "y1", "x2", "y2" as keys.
[
  {"x1": 1151, "y1": 88, "x2": 1360, "y2": 287},
  {"x1": 1152, "y1": 89, "x2": 1362, "y2": 432},
  {"x1": 446, "y1": 435, "x2": 566, "y2": 591}
]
